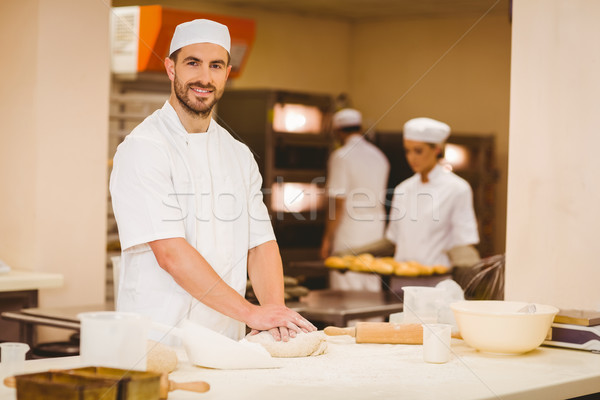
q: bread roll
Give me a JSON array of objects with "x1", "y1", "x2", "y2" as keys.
[
  {"x1": 342, "y1": 255, "x2": 355, "y2": 266},
  {"x1": 433, "y1": 264, "x2": 450, "y2": 274},
  {"x1": 370, "y1": 258, "x2": 394, "y2": 274},
  {"x1": 380, "y1": 257, "x2": 397, "y2": 265},
  {"x1": 349, "y1": 253, "x2": 374, "y2": 272},
  {"x1": 394, "y1": 261, "x2": 421, "y2": 277},
  {"x1": 324, "y1": 256, "x2": 347, "y2": 269},
  {"x1": 418, "y1": 263, "x2": 435, "y2": 276}
]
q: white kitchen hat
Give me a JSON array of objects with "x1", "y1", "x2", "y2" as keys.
[
  {"x1": 403, "y1": 117, "x2": 451, "y2": 144},
  {"x1": 332, "y1": 108, "x2": 362, "y2": 129},
  {"x1": 169, "y1": 19, "x2": 231, "y2": 56}
]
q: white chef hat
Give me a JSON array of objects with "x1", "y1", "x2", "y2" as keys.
[
  {"x1": 332, "y1": 108, "x2": 362, "y2": 130},
  {"x1": 403, "y1": 117, "x2": 451, "y2": 144},
  {"x1": 169, "y1": 19, "x2": 231, "y2": 56}
]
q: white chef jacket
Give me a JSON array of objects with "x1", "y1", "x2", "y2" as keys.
[
  {"x1": 386, "y1": 164, "x2": 479, "y2": 267},
  {"x1": 327, "y1": 134, "x2": 390, "y2": 291},
  {"x1": 110, "y1": 101, "x2": 275, "y2": 343}
]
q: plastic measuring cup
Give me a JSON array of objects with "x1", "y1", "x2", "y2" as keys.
[
  {"x1": 402, "y1": 286, "x2": 445, "y2": 324},
  {"x1": 0, "y1": 342, "x2": 30, "y2": 377},
  {"x1": 78, "y1": 311, "x2": 149, "y2": 371},
  {"x1": 422, "y1": 323, "x2": 452, "y2": 363}
]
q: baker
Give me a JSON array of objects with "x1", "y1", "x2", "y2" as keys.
[
  {"x1": 320, "y1": 108, "x2": 390, "y2": 291},
  {"x1": 110, "y1": 19, "x2": 315, "y2": 344},
  {"x1": 386, "y1": 117, "x2": 480, "y2": 269}
]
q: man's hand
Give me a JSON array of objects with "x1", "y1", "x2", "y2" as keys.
[
  {"x1": 246, "y1": 304, "x2": 316, "y2": 342},
  {"x1": 246, "y1": 241, "x2": 315, "y2": 342},
  {"x1": 249, "y1": 327, "x2": 296, "y2": 342},
  {"x1": 320, "y1": 237, "x2": 332, "y2": 259}
]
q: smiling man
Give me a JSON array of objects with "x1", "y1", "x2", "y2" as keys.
[{"x1": 110, "y1": 19, "x2": 315, "y2": 345}]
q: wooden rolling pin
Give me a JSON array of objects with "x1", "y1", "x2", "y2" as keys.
[
  {"x1": 159, "y1": 373, "x2": 210, "y2": 398},
  {"x1": 3, "y1": 374, "x2": 210, "y2": 398},
  {"x1": 324, "y1": 322, "x2": 461, "y2": 344}
]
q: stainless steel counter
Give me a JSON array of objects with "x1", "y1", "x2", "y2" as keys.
[
  {"x1": 297, "y1": 289, "x2": 403, "y2": 326},
  {"x1": 0, "y1": 269, "x2": 64, "y2": 343}
]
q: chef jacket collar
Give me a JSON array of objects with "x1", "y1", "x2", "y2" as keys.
[
  {"x1": 162, "y1": 101, "x2": 217, "y2": 140},
  {"x1": 345, "y1": 133, "x2": 363, "y2": 145},
  {"x1": 420, "y1": 163, "x2": 445, "y2": 183}
]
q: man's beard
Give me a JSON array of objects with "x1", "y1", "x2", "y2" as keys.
[{"x1": 174, "y1": 74, "x2": 221, "y2": 117}]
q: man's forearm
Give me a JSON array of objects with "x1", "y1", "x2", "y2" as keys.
[
  {"x1": 150, "y1": 237, "x2": 315, "y2": 336},
  {"x1": 247, "y1": 240, "x2": 285, "y2": 306},
  {"x1": 149, "y1": 237, "x2": 254, "y2": 324}
]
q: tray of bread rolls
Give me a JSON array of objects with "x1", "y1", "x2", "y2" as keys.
[{"x1": 324, "y1": 253, "x2": 450, "y2": 277}]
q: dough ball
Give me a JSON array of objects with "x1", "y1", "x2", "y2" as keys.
[
  {"x1": 245, "y1": 331, "x2": 328, "y2": 358},
  {"x1": 285, "y1": 286, "x2": 310, "y2": 299},
  {"x1": 283, "y1": 276, "x2": 299, "y2": 287},
  {"x1": 146, "y1": 340, "x2": 178, "y2": 374}
]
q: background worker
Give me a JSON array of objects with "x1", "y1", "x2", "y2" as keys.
[
  {"x1": 320, "y1": 108, "x2": 390, "y2": 291},
  {"x1": 386, "y1": 117, "x2": 480, "y2": 272}
]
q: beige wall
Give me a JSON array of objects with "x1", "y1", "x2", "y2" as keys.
[
  {"x1": 114, "y1": 0, "x2": 352, "y2": 95},
  {"x1": 507, "y1": 0, "x2": 600, "y2": 309},
  {"x1": 0, "y1": 0, "x2": 109, "y2": 312},
  {"x1": 0, "y1": 1, "x2": 38, "y2": 267},
  {"x1": 232, "y1": 13, "x2": 350, "y2": 94},
  {"x1": 352, "y1": 14, "x2": 511, "y2": 255}
]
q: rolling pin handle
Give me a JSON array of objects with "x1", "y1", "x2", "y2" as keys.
[
  {"x1": 324, "y1": 326, "x2": 356, "y2": 337},
  {"x1": 169, "y1": 379, "x2": 211, "y2": 393},
  {"x1": 160, "y1": 373, "x2": 210, "y2": 398},
  {"x1": 3, "y1": 376, "x2": 16, "y2": 388}
]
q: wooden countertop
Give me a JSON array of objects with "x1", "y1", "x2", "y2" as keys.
[
  {"x1": 1, "y1": 337, "x2": 599, "y2": 399},
  {"x1": 0, "y1": 269, "x2": 63, "y2": 292}
]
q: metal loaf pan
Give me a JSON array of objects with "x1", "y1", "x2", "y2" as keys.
[
  {"x1": 15, "y1": 371, "x2": 118, "y2": 400},
  {"x1": 60, "y1": 367, "x2": 161, "y2": 400}
]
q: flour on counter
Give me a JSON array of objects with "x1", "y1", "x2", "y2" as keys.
[{"x1": 172, "y1": 336, "x2": 475, "y2": 390}]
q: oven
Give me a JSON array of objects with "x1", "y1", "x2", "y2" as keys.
[{"x1": 216, "y1": 89, "x2": 334, "y2": 264}]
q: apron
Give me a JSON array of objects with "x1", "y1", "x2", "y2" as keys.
[{"x1": 116, "y1": 103, "x2": 253, "y2": 343}]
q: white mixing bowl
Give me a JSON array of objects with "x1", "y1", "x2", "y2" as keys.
[{"x1": 450, "y1": 300, "x2": 559, "y2": 354}]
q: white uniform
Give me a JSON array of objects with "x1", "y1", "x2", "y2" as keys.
[
  {"x1": 110, "y1": 101, "x2": 275, "y2": 343},
  {"x1": 327, "y1": 134, "x2": 390, "y2": 291},
  {"x1": 386, "y1": 164, "x2": 479, "y2": 267}
]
